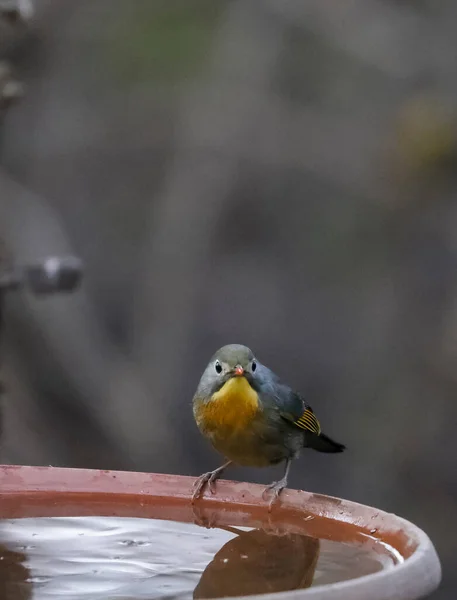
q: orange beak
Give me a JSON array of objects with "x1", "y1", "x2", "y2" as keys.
[{"x1": 234, "y1": 365, "x2": 244, "y2": 377}]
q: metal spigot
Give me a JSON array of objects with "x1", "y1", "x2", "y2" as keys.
[{"x1": 0, "y1": 256, "x2": 83, "y2": 295}]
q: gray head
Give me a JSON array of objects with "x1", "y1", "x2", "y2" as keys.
[{"x1": 194, "y1": 344, "x2": 259, "y2": 401}]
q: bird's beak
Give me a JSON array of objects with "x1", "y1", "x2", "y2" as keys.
[{"x1": 234, "y1": 365, "x2": 244, "y2": 377}]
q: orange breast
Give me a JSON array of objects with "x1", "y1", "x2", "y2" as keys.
[{"x1": 194, "y1": 376, "x2": 260, "y2": 436}]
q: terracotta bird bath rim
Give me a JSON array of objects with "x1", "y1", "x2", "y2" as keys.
[{"x1": 0, "y1": 464, "x2": 442, "y2": 600}]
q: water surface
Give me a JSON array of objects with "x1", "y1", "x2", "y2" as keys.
[{"x1": 0, "y1": 516, "x2": 399, "y2": 599}]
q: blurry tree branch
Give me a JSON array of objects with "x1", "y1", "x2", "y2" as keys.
[
  {"x1": 265, "y1": 0, "x2": 440, "y2": 79},
  {"x1": 132, "y1": 0, "x2": 287, "y2": 468},
  {"x1": 110, "y1": 92, "x2": 387, "y2": 206},
  {"x1": 0, "y1": 169, "x2": 167, "y2": 467},
  {"x1": 0, "y1": 0, "x2": 32, "y2": 55},
  {"x1": 0, "y1": 60, "x2": 23, "y2": 115},
  {"x1": 0, "y1": 0, "x2": 30, "y2": 117}
]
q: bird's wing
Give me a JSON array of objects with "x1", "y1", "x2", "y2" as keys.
[
  {"x1": 281, "y1": 403, "x2": 322, "y2": 435},
  {"x1": 256, "y1": 365, "x2": 321, "y2": 435},
  {"x1": 278, "y1": 391, "x2": 322, "y2": 435}
]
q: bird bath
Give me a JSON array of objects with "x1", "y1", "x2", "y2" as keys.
[{"x1": 0, "y1": 465, "x2": 441, "y2": 600}]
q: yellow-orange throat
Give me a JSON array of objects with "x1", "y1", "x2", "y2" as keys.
[{"x1": 199, "y1": 376, "x2": 259, "y2": 433}]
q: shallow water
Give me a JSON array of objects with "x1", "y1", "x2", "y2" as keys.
[{"x1": 0, "y1": 516, "x2": 399, "y2": 600}]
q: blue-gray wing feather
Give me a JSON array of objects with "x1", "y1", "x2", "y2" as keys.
[{"x1": 255, "y1": 364, "x2": 321, "y2": 434}]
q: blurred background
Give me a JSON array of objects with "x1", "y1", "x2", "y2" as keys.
[{"x1": 1, "y1": 0, "x2": 456, "y2": 598}]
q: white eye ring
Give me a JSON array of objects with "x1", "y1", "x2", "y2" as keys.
[{"x1": 215, "y1": 361, "x2": 222, "y2": 374}]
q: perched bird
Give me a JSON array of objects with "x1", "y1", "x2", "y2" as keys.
[{"x1": 192, "y1": 344, "x2": 345, "y2": 509}]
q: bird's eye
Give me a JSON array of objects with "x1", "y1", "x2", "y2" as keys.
[
  {"x1": 215, "y1": 361, "x2": 222, "y2": 374},
  {"x1": 252, "y1": 360, "x2": 257, "y2": 372}
]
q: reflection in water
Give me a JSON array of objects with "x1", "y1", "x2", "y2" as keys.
[
  {"x1": 0, "y1": 517, "x2": 397, "y2": 600},
  {"x1": 0, "y1": 544, "x2": 32, "y2": 600},
  {"x1": 194, "y1": 526, "x2": 320, "y2": 598}
]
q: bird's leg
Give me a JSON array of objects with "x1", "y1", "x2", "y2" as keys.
[
  {"x1": 192, "y1": 460, "x2": 232, "y2": 502},
  {"x1": 263, "y1": 458, "x2": 292, "y2": 512}
]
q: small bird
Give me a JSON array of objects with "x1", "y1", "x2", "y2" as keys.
[{"x1": 192, "y1": 344, "x2": 345, "y2": 509}]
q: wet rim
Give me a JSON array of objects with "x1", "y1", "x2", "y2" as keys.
[{"x1": 0, "y1": 465, "x2": 442, "y2": 600}]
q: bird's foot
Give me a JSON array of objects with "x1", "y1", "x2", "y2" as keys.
[
  {"x1": 262, "y1": 476, "x2": 288, "y2": 512},
  {"x1": 192, "y1": 469, "x2": 223, "y2": 502}
]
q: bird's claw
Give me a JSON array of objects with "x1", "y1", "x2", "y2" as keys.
[
  {"x1": 262, "y1": 478, "x2": 288, "y2": 512},
  {"x1": 261, "y1": 479, "x2": 280, "y2": 500},
  {"x1": 192, "y1": 473, "x2": 210, "y2": 502},
  {"x1": 209, "y1": 480, "x2": 217, "y2": 494},
  {"x1": 192, "y1": 470, "x2": 221, "y2": 502}
]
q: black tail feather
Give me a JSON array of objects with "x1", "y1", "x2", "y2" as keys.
[{"x1": 307, "y1": 432, "x2": 345, "y2": 453}]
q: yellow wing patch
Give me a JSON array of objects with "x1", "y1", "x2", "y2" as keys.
[{"x1": 294, "y1": 408, "x2": 321, "y2": 435}]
